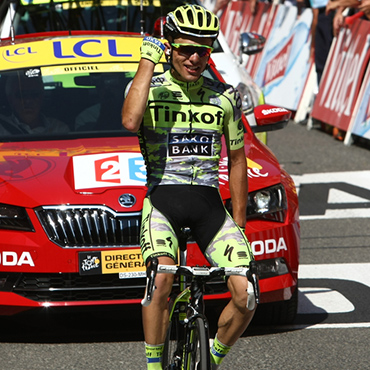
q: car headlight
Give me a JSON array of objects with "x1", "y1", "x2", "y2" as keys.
[
  {"x1": 236, "y1": 82, "x2": 254, "y2": 114},
  {"x1": 0, "y1": 204, "x2": 34, "y2": 231},
  {"x1": 255, "y1": 258, "x2": 289, "y2": 279},
  {"x1": 225, "y1": 184, "x2": 287, "y2": 223}
]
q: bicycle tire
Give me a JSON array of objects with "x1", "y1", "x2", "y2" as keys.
[
  {"x1": 162, "y1": 311, "x2": 183, "y2": 370},
  {"x1": 185, "y1": 317, "x2": 210, "y2": 370}
]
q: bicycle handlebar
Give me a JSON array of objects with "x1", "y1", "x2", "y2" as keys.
[{"x1": 141, "y1": 258, "x2": 260, "y2": 310}]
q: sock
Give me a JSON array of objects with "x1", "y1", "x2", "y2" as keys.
[
  {"x1": 210, "y1": 335, "x2": 231, "y2": 369},
  {"x1": 145, "y1": 343, "x2": 164, "y2": 370}
]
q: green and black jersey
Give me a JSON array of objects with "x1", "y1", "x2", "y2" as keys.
[{"x1": 138, "y1": 70, "x2": 245, "y2": 191}]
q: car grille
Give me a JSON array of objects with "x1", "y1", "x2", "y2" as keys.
[
  {"x1": 35, "y1": 206, "x2": 141, "y2": 248},
  {"x1": 1, "y1": 273, "x2": 228, "y2": 303},
  {"x1": 8, "y1": 273, "x2": 146, "y2": 302}
]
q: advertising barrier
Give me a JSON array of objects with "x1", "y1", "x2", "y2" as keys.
[
  {"x1": 254, "y1": 6, "x2": 313, "y2": 111},
  {"x1": 220, "y1": 1, "x2": 277, "y2": 79},
  {"x1": 219, "y1": 1, "x2": 370, "y2": 146},
  {"x1": 220, "y1": 1, "x2": 313, "y2": 112},
  {"x1": 311, "y1": 18, "x2": 370, "y2": 134},
  {"x1": 344, "y1": 59, "x2": 370, "y2": 143}
]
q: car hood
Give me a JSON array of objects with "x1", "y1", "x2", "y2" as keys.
[{"x1": 0, "y1": 135, "x2": 282, "y2": 209}]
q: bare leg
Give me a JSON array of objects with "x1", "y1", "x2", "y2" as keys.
[
  {"x1": 142, "y1": 256, "x2": 175, "y2": 344},
  {"x1": 215, "y1": 275, "x2": 255, "y2": 346}
]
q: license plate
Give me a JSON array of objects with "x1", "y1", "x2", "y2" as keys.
[{"x1": 79, "y1": 249, "x2": 145, "y2": 277}]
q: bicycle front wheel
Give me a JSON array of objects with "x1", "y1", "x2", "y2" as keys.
[
  {"x1": 162, "y1": 311, "x2": 183, "y2": 370},
  {"x1": 185, "y1": 317, "x2": 210, "y2": 370}
]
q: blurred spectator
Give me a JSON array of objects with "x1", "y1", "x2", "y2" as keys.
[
  {"x1": 326, "y1": 0, "x2": 370, "y2": 36},
  {"x1": 0, "y1": 74, "x2": 69, "y2": 135},
  {"x1": 359, "y1": 0, "x2": 370, "y2": 17},
  {"x1": 203, "y1": 0, "x2": 257, "y2": 15},
  {"x1": 309, "y1": 0, "x2": 335, "y2": 85}
]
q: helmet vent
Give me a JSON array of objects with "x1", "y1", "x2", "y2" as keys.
[
  {"x1": 175, "y1": 9, "x2": 184, "y2": 23},
  {"x1": 187, "y1": 9, "x2": 194, "y2": 25}
]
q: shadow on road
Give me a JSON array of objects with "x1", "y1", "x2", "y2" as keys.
[{"x1": 0, "y1": 306, "x2": 145, "y2": 343}]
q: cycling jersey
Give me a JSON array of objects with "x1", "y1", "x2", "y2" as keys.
[
  {"x1": 137, "y1": 70, "x2": 253, "y2": 267},
  {"x1": 138, "y1": 69, "x2": 244, "y2": 191}
]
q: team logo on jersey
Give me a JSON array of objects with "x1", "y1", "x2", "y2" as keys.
[
  {"x1": 172, "y1": 91, "x2": 183, "y2": 99},
  {"x1": 168, "y1": 133, "x2": 213, "y2": 157},
  {"x1": 159, "y1": 91, "x2": 170, "y2": 99}
]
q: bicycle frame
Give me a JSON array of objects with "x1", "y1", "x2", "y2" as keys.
[
  {"x1": 142, "y1": 245, "x2": 260, "y2": 370},
  {"x1": 141, "y1": 228, "x2": 260, "y2": 370}
]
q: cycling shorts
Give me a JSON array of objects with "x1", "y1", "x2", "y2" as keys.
[{"x1": 140, "y1": 185, "x2": 254, "y2": 267}]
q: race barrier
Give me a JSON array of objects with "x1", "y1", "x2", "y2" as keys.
[
  {"x1": 218, "y1": 1, "x2": 370, "y2": 146},
  {"x1": 311, "y1": 18, "x2": 370, "y2": 144},
  {"x1": 220, "y1": 1, "x2": 313, "y2": 112},
  {"x1": 345, "y1": 56, "x2": 370, "y2": 144}
]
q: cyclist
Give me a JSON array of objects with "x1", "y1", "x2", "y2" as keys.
[{"x1": 121, "y1": 5, "x2": 256, "y2": 369}]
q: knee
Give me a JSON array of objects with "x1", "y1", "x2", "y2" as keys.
[
  {"x1": 228, "y1": 276, "x2": 251, "y2": 312},
  {"x1": 152, "y1": 273, "x2": 174, "y2": 301}
]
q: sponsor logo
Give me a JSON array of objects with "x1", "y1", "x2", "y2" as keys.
[
  {"x1": 251, "y1": 237, "x2": 288, "y2": 256},
  {"x1": 224, "y1": 245, "x2": 234, "y2": 262},
  {"x1": 3, "y1": 46, "x2": 37, "y2": 62},
  {"x1": 53, "y1": 39, "x2": 132, "y2": 59},
  {"x1": 218, "y1": 157, "x2": 269, "y2": 185},
  {"x1": 159, "y1": 91, "x2": 170, "y2": 99},
  {"x1": 149, "y1": 105, "x2": 223, "y2": 126},
  {"x1": 229, "y1": 137, "x2": 244, "y2": 146},
  {"x1": 172, "y1": 91, "x2": 183, "y2": 99},
  {"x1": 73, "y1": 153, "x2": 146, "y2": 190},
  {"x1": 81, "y1": 254, "x2": 101, "y2": 273},
  {"x1": 168, "y1": 133, "x2": 213, "y2": 157},
  {"x1": 264, "y1": 37, "x2": 293, "y2": 86},
  {"x1": 261, "y1": 107, "x2": 289, "y2": 115},
  {"x1": 79, "y1": 250, "x2": 145, "y2": 275},
  {"x1": 318, "y1": 32, "x2": 370, "y2": 119},
  {"x1": 118, "y1": 193, "x2": 136, "y2": 208},
  {"x1": 25, "y1": 68, "x2": 41, "y2": 78},
  {"x1": 0, "y1": 251, "x2": 35, "y2": 266}
]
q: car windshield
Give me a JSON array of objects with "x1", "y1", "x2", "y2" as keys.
[
  {"x1": 3, "y1": 0, "x2": 196, "y2": 35},
  {"x1": 0, "y1": 61, "x2": 218, "y2": 142}
]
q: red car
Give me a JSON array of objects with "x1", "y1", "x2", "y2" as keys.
[{"x1": 0, "y1": 31, "x2": 299, "y2": 323}]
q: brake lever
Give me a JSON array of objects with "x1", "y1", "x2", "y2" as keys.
[
  {"x1": 141, "y1": 257, "x2": 159, "y2": 307},
  {"x1": 247, "y1": 261, "x2": 260, "y2": 307}
]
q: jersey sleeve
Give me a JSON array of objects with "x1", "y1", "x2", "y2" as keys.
[{"x1": 222, "y1": 85, "x2": 245, "y2": 151}]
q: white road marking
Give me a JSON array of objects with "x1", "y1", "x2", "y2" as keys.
[
  {"x1": 299, "y1": 263, "x2": 370, "y2": 287},
  {"x1": 291, "y1": 170, "x2": 370, "y2": 220},
  {"x1": 281, "y1": 323, "x2": 370, "y2": 330},
  {"x1": 288, "y1": 263, "x2": 370, "y2": 329},
  {"x1": 298, "y1": 288, "x2": 354, "y2": 314},
  {"x1": 292, "y1": 170, "x2": 370, "y2": 187}
]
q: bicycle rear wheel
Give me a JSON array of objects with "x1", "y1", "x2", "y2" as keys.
[{"x1": 185, "y1": 317, "x2": 210, "y2": 370}]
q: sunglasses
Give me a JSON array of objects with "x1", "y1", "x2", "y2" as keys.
[{"x1": 171, "y1": 43, "x2": 213, "y2": 58}]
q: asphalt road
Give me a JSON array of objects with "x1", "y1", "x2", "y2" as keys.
[{"x1": 1, "y1": 122, "x2": 370, "y2": 370}]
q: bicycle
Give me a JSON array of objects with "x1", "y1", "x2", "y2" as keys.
[{"x1": 141, "y1": 228, "x2": 260, "y2": 370}]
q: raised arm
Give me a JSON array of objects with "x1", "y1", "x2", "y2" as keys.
[{"x1": 121, "y1": 37, "x2": 166, "y2": 133}]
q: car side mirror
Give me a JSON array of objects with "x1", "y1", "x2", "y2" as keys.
[
  {"x1": 253, "y1": 104, "x2": 291, "y2": 132},
  {"x1": 240, "y1": 32, "x2": 266, "y2": 56}
]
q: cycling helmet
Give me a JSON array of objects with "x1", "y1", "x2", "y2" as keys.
[{"x1": 165, "y1": 5, "x2": 219, "y2": 39}]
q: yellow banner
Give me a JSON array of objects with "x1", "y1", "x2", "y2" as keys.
[
  {"x1": 1, "y1": 36, "x2": 150, "y2": 71},
  {"x1": 101, "y1": 249, "x2": 145, "y2": 274}
]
